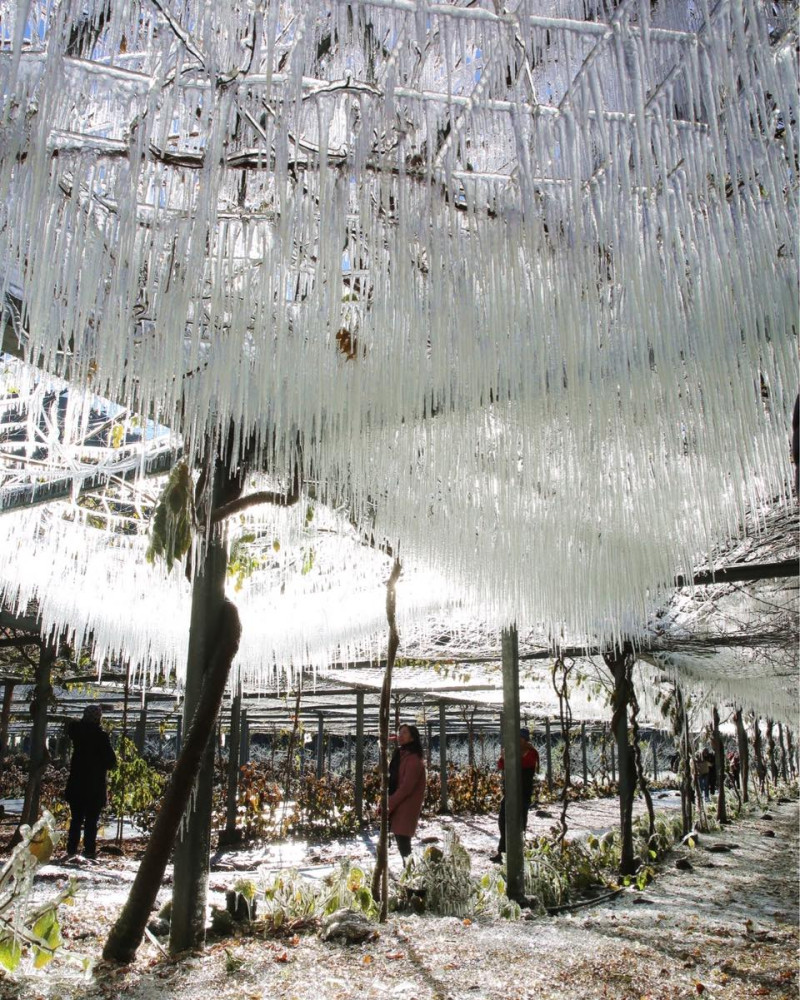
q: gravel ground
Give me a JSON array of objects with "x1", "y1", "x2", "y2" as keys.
[{"x1": 1, "y1": 792, "x2": 797, "y2": 1000}]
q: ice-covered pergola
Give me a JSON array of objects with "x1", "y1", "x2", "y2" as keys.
[{"x1": 0, "y1": 0, "x2": 797, "y2": 708}]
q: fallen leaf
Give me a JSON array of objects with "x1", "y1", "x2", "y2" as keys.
[
  {"x1": 462, "y1": 918, "x2": 472, "y2": 927},
  {"x1": 362, "y1": 955, "x2": 373, "y2": 965},
  {"x1": 385, "y1": 952, "x2": 404, "y2": 960},
  {"x1": 695, "y1": 983, "x2": 705, "y2": 994},
  {"x1": 274, "y1": 951, "x2": 289, "y2": 963}
]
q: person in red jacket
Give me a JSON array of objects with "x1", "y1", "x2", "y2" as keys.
[
  {"x1": 387, "y1": 724, "x2": 426, "y2": 862},
  {"x1": 491, "y1": 727, "x2": 540, "y2": 862}
]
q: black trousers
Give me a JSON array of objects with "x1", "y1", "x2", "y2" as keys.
[
  {"x1": 66, "y1": 801, "x2": 101, "y2": 857},
  {"x1": 394, "y1": 834, "x2": 412, "y2": 859},
  {"x1": 497, "y1": 797, "x2": 531, "y2": 853}
]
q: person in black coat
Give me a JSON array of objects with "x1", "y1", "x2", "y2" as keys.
[{"x1": 64, "y1": 703, "x2": 117, "y2": 858}]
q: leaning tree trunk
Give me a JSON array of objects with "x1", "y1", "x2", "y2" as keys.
[
  {"x1": 712, "y1": 705, "x2": 727, "y2": 824},
  {"x1": 735, "y1": 708, "x2": 749, "y2": 803},
  {"x1": 10, "y1": 640, "x2": 54, "y2": 847},
  {"x1": 169, "y1": 447, "x2": 246, "y2": 955},
  {"x1": 371, "y1": 560, "x2": 402, "y2": 920},
  {"x1": 103, "y1": 599, "x2": 241, "y2": 964},
  {"x1": 603, "y1": 643, "x2": 637, "y2": 878}
]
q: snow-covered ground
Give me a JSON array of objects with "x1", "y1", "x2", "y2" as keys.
[{"x1": 1, "y1": 791, "x2": 797, "y2": 1000}]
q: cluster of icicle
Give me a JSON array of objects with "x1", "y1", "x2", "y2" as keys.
[{"x1": 0, "y1": 1, "x2": 796, "y2": 680}]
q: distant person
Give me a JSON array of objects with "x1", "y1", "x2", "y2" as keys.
[
  {"x1": 705, "y1": 747, "x2": 717, "y2": 797},
  {"x1": 387, "y1": 724, "x2": 426, "y2": 863},
  {"x1": 491, "y1": 728, "x2": 540, "y2": 863},
  {"x1": 696, "y1": 751, "x2": 711, "y2": 801},
  {"x1": 64, "y1": 704, "x2": 117, "y2": 859}
]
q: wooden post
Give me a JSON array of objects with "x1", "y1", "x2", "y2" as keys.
[
  {"x1": 651, "y1": 738, "x2": 658, "y2": 781},
  {"x1": 355, "y1": 691, "x2": 364, "y2": 825},
  {"x1": 239, "y1": 709, "x2": 249, "y2": 765},
  {"x1": 426, "y1": 721, "x2": 433, "y2": 767},
  {"x1": 544, "y1": 717, "x2": 553, "y2": 792},
  {"x1": 316, "y1": 713, "x2": 325, "y2": 780},
  {"x1": 224, "y1": 679, "x2": 242, "y2": 839},
  {"x1": 501, "y1": 625, "x2": 524, "y2": 902},
  {"x1": 0, "y1": 681, "x2": 16, "y2": 755},
  {"x1": 610, "y1": 737, "x2": 616, "y2": 782},
  {"x1": 134, "y1": 700, "x2": 148, "y2": 753},
  {"x1": 439, "y1": 701, "x2": 449, "y2": 813},
  {"x1": 15, "y1": 641, "x2": 55, "y2": 837},
  {"x1": 581, "y1": 721, "x2": 588, "y2": 787}
]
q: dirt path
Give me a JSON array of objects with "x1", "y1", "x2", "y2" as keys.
[{"x1": 1, "y1": 794, "x2": 797, "y2": 1000}]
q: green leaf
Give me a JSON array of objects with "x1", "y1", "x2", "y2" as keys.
[
  {"x1": 0, "y1": 936, "x2": 22, "y2": 972},
  {"x1": 33, "y1": 946, "x2": 54, "y2": 969}
]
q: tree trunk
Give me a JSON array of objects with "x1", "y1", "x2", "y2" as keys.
[
  {"x1": 777, "y1": 723, "x2": 788, "y2": 782},
  {"x1": 169, "y1": 450, "x2": 244, "y2": 955},
  {"x1": 628, "y1": 663, "x2": 654, "y2": 843},
  {"x1": 786, "y1": 727, "x2": 796, "y2": 779},
  {"x1": 10, "y1": 641, "x2": 54, "y2": 846},
  {"x1": 102, "y1": 600, "x2": 241, "y2": 964},
  {"x1": 371, "y1": 560, "x2": 402, "y2": 920},
  {"x1": 603, "y1": 644, "x2": 637, "y2": 877},
  {"x1": 551, "y1": 659, "x2": 572, "y2": 848},
  {"x1": 752, "y1": 719, "x2": 767, "y2": 795},
  {"x1": 712, "y1": 705, "x2": 727, "y2": 824},
  {"x1": 735, "y1": 708, "x2": 749, "y2": 803}
]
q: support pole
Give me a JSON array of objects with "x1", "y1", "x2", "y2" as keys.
[
  {"x1": 239, "y1": 709, "x2": 250, "y2": 765},
  {"x1": 135, "y1": 701, "x2": 148, "y2": 754},
  {"x1": 544, "y1": 717, "x2": 553, "y2": 792},
  {"x1": 316, "y1": 712, "x2": 325, "y2": 780},
  {"x1": 355, "y1": 691, "x2": 364, "y2": 825},
  {"x1": 501, "y1": 625, "x2": 524, "y2": 902},
  {"x1": 15, "y1": 641, "x2": 55, "y2": 838},
  {"x1": 652, "y1": 738, "x2": 658, "y2": 781},
  {"x1": 0, "y1": 682, "x2": 16, "y2": 756},
  {"x1": 439, "y1": 701, "x2": 449, "y2": 814},
  {"x1": 224, "y1": 678, "x2": 242, "y2": 840},
  {"x1": 581, "y1": 721, "x2": 588, "y2": 787}
]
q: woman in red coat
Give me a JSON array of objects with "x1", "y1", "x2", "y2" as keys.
[{"x1": 387, "y1": 724, "x2": 426, "y2": 862}]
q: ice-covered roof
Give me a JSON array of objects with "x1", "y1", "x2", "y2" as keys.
[{"x1": 0, "y1": 1, "x2": 796, "y2": 718}]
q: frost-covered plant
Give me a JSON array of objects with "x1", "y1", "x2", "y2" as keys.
[
  {"x1": 261, "y1": 869, "x2": 320, "y2": 930},
  {"x1": 472, "y1": 869, "x2": 522, "y2": 920},
  {"x1": 0, "y1": 812, "x2": 83, "y2": 974},
  {"x1": 319, "y1": 862, "x2": 378, "y2": 919},
  {"x1": 400, "y1": 831, "x2": 473, "y2": 917},
  {"x1": 522, "y1": 840, "x2": 571, "y2": 908}
]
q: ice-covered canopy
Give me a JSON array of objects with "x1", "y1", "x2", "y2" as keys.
[{"x1": 0, "y1": 1, "x2": 797, "y2": 689}]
